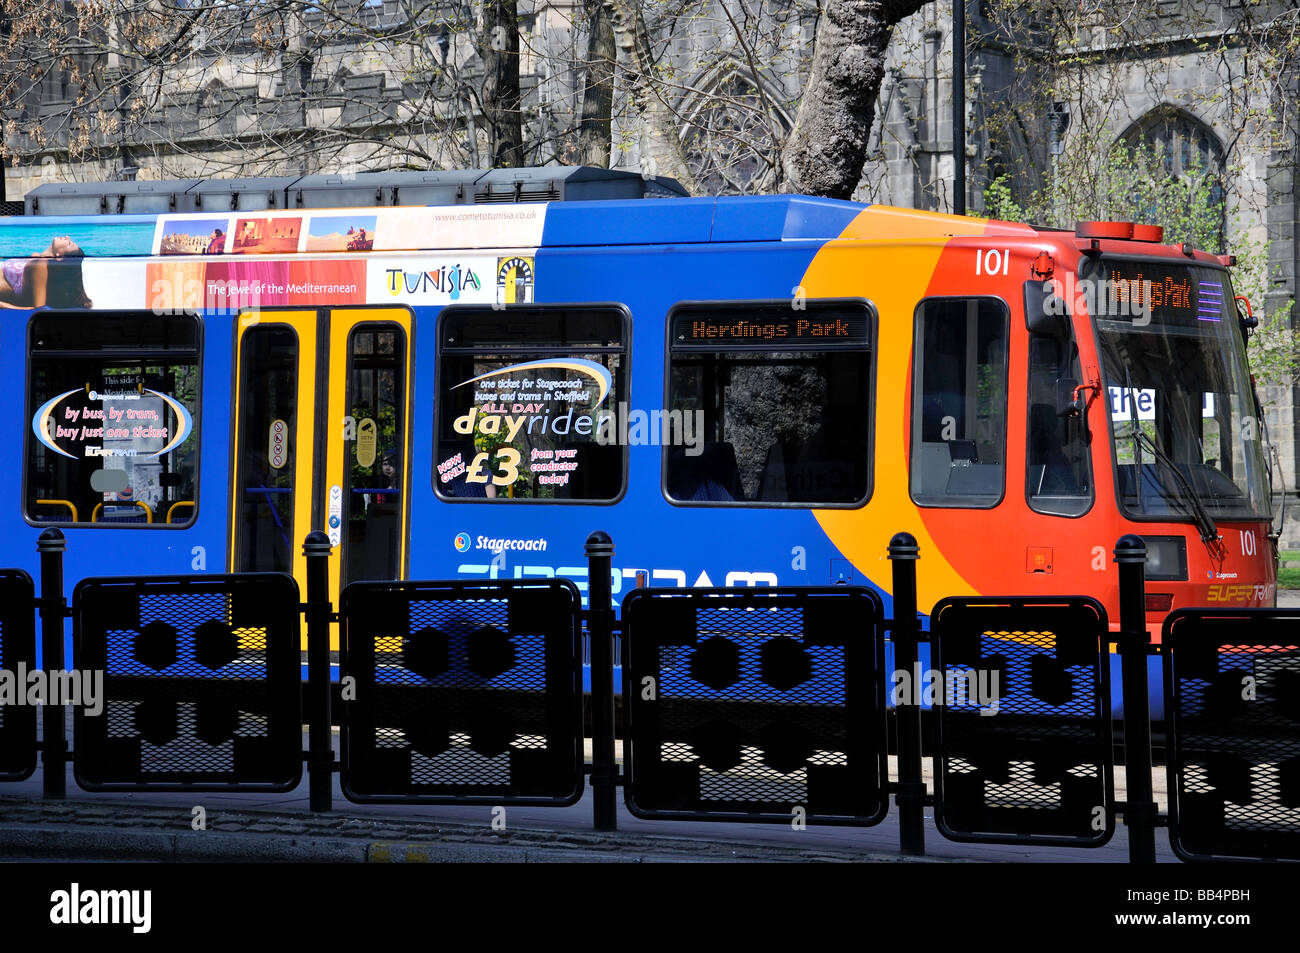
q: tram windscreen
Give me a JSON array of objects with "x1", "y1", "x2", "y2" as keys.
[{"x1": 1092, "y1": 259, "x2": 1269, "y2": 522}]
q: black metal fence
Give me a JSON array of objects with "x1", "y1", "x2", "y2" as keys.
[
  {"x1": 72, "y1": 573, "x2": 303, "y2": 791},
  {"x1": 1163, "y1": 608, "x2": 1300, "y2": 862},
  {"x1": 620, "y1": 586, "x2": 887, "y2": 825},
  {"x1": 0, "y1": 527, "x2": 1297, "y2": 864},
  {"x1": 339, "y1": 578, "x2": 583, "y2": 804},
  {"x1": 931, "y1": 597, "x2": 1114, "y2": 846},
  {"x1": 0, "y1": 570, "x2": 36, "y2": 782}
]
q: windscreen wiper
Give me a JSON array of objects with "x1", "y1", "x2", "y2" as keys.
[
  {"x1": 1132, "y1": 429, "x2": 1220, "y2": 543},
  {"x1": 1124, "y1": 370, "x2": 1143, "y2": 510}
]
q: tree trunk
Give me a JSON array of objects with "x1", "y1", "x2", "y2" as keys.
[
  {"x1": 577, "y1": 0, "x2": 615, "y2": 168},
  {"x1": 604, "y1": 0, "x2": 696, "y2": 191},
  {"x1": 781, "y1": 0, "x2": 927, "y2": 198},
  {"x1": 479, "y1": 0, "x2": 524, "y2": 167}
]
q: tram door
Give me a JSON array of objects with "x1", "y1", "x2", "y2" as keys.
[{"x1": 229, "y1": 308, "x2": 414, "y2": 628}]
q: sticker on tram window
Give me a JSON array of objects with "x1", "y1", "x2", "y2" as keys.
[
  {"x1": 436, "y1": 305, "x2": 627, "y2": 503},
  {"x1": 1107, "y1": 388, "x2": 1218, "y2": 422},
  {"x1": 356, "y1": 417, "x2": 377, "y2": 467},
  {"x1": 1107, "y1": 386, "x2": 1156, "y2": 422},
  {"x1": 447, "y1": 358, "x2": 612, "y2": 490},
  {"x1": 32, "y1": 386, "x2": 193, "y2": 460},
  {"x1": 269, "y1": 418, "x2": 289, "y2": 469}
]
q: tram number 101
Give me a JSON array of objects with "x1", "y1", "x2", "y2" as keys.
[{"x1": 974, "y1": 248, "x2": 1011, "y2": 276}]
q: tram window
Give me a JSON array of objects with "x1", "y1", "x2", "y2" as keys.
[
  {"x1": 665, "y1": 301, "x2": 873, "y2": 506},
  {"x1": 1026, "y1": 315, "x2": 1093, "y2": 516},
  {"x1": 345, "y1": 325, "x2": 406, "y2": 582},
  {"x1": 234, "y1": 326, "x2": 296, "y2": 571},
  {"x1": 435, "y1": 305, "x2": 628, "y2": 502},
  {"x1": 910, "y1": 298, "x2": 1008, "y2": 507},
  {"x1": 26, "y1": 313, "x2": 200, "y2": 527}
]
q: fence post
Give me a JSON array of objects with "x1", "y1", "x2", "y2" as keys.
[
  {"x1": 889, "y1": 531, "x2": 925, "y2": 856},
  {"x1": 585, "y1": 530, "x2": 617, "y2": 831},
  {"x1": 37, "y1": 529, "x2": 66, "y2": 798},
  {"x1": 1115, "y1": 534, "x2": 1156, "y2": 864},
  {"x1": 304, "y1": 531, "x2": 333, "y2": 813}
]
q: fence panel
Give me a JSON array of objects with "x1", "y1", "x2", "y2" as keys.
[
  {"x1": 339, "y1": 579, "x2": 583, "y2": 804},
  {"x1": 72, "y1": 574, "x2": 302, "y2": 791},
  {"x1": 932, "y1": 598, "x2": 1115, "y2": 846},
  {"x1": 0, "y1": 571, "x2": 37, "y2": 781},
  {"x1": 621, "y1": 587, "x2": 887, "y2": 826},
  {"x1": 1164, "y1": 609, "x2": 1300, "y2": 862}
]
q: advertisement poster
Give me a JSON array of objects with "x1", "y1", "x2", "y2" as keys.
[
  {"x1": 438, "y1": 357, "x2": 613, "y2": 497},
  {"x1": 0, "y1": 206, "x2": 545, "y2": 310},
  {"x1": 31, "y1": 378, "x2": 193, "y2": 512}
]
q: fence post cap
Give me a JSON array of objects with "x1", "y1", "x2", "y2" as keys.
[
  {"x1": 37, "y1": 528, "x2": 66, "y2": 553},
  {"x1": 302, "y1": 531, "x2": 332, "y2": 556},
  {"x1": 1114, "y1": 534, "x2": 1147, "y2": 563},
  {"x1": 585, "y1": 530, "x2": 614, "y2": 557},
  {"x1": 888, "y1": 532, "x2": 919, "y2": 560}
]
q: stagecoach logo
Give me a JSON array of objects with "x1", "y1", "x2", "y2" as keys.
[
  {"x1": 454, "y1": 532, "x2": 471, "y2": 553},
  {"x1": 385, "y1": 263, "x2": 482, "y2": 300},
  {"x1": 32, "y1": 387, "x2": 193, "y2": 460}
]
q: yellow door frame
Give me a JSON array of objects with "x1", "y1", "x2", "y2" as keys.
[
  {"x1": 230, "y1": 307, "x2": 415, "y2": 644},
  {"x1": 230, "y1": 310, "x2": 320, "y2": 590},
  {"x1": 322, "y1": 307, "x2": 415, "y2": 604}
]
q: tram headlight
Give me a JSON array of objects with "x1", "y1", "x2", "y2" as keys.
[{"x1": 1140, "y1": 536, "x2": 1187, "y2": 581}]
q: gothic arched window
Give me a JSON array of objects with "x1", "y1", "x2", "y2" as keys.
[
  {"x1": 1119, "y1": 107, "x2": 1226, "y2": 248},
  {"x1": 681, "y1": 67, "x2": 791, "y2": 195}
]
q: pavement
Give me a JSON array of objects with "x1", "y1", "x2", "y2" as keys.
[
  {"x1": 0, "y1": 742, "x2": 1182, "y2": 864},
  {"x1": 0, "y1": 792, "x2": 929, "y2": 864}
]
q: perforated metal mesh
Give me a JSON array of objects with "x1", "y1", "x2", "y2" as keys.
[
  {"x1": 932, "y1": 599, "x2": 1114, "y2": 846},
  {"x1": 340, "y1": 579, "x2": 583, "y2": 804},
  {"x1": 1165, "y1": 609, "x2": 1300, "y2": 861},
  {"x1": 72, "y1": 574, "x2": 302, "y2": 790},
  {"x1": 0, "y1": 571, "x2": 37, "y2": 781},
  {"x1": 621, "y1": 587, "x2": 886, "y2": 825}
]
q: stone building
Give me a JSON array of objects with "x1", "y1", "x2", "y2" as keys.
[{"x1": 860, "y1": 1, "x2": 1299, "y2": 544}]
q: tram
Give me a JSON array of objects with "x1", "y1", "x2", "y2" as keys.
[{"x1": 0, "y1": 167, "x2": 1277, "y2": 678}]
